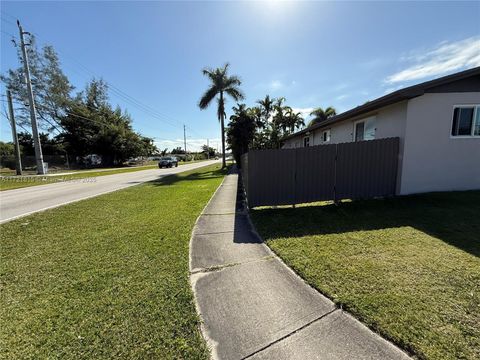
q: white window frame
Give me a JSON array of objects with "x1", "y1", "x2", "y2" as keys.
[
  {"x1": 450, "y1": 105, "x2": 480, "y2": 139},
  {"x1": 322, "y1": 129, "x2": 331, "y2": 143},
  {"x1": 353, "y1": 116, "x2": 376, "y2": 142}
]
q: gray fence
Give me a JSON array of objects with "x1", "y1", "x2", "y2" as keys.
[{"x1": 240, "y1": 137, "x2": 399, "y2": 208}]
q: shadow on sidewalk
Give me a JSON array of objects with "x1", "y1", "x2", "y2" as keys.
[{"x1": 233, "y1": 168, "x2": 264, "y2": 245}]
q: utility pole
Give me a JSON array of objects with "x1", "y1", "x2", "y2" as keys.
[
  {"x1": 17, "y1": 20, "x2": 45, "y2": 174},
  {"x1": 6, "y1": 90, "x2": 22, "y2": 175},
  {"x1": 183, "y1": 124, "x2": 187, "y2": 161},
  {"x1": 207, "y1": 138, "x2": 210, "y2": 160}
]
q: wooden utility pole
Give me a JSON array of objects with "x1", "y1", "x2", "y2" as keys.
[
  {"x1": 207, "y1": 138, "x2": 210, "y2": 160},
  {"x1": 17, "y1": 20, "x2": 45, "y2": 174},
  {"x1": 6, "y1": 90, "x2": 22, "y2": 175}
]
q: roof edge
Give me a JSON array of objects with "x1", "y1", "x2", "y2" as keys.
[{"x1": 284, "y1": 66, "x2": 480, "y2": 141}]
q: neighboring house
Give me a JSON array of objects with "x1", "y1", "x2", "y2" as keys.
[{"x1": 283, "y1": 67, "x2": 480, "y2": 195}]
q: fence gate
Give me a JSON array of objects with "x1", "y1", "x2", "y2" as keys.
[{"x1": 241, "y1": 137, "x2": 399, "y2": 208}]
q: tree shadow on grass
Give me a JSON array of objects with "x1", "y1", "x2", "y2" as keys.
[
  {"x1": 149, "y1": 166, "x2": 228, "y2": 187},
  {"x1": 250, "y1": 190, "x2": 480, "y2": 258}
]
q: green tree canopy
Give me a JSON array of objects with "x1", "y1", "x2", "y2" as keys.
[
  {"x1": 226, "y1": 103, "x2": 256, "y2": 166},
  {"x1": 308, "y1": 106, "x2": 337, "y2": 127},
  {"x1": 58, "y1": 79, "x2": 156, "y2": 165},
  {"x1": 0, "y1": 37, "x2": 73, "y2": 130},
  {"x1": 0, "y1": 141, "x2": 15, "y2": 157}
]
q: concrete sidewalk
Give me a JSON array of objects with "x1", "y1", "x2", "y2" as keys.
[{"x1": 190, "y1": 169, "x2": 411, "y2": 360}]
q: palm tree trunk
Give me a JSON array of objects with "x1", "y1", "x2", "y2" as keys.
[{"x1": 220, "y1": 91, "x2": 226, "y2": 168}]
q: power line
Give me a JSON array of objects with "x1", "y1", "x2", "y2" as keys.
[
  {"x1": 1, "y1": 30, "x2": 16, "y2": 38},
  {"x1": 20, "y1": 29, "x2": 189, "y2": 131},
  {"x1": 1, "y1": 12, "x2": 189, "y2": 133},
  {"x1": 0, "y1": 10, "x2": 17, "y2": 21},
  {"x1": 0, "y1": 99, "x2": 191, "y2": 147},
  {"x1": 1, "y1": 12, "x2": 211, "y2": 141},
  {"x1": 0, "y1": 14, "x2": 17, "y2": 27},
  {"x1": 0, "y1": 98, "x2": 114, "y2": 129}
]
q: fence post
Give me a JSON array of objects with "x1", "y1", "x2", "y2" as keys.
[
  {"x1": 293, "y1": 148, "x2": 297, "y2": 208},
  {"x1": 333, "y1": 144, "x2": 338, "y2": 205}
]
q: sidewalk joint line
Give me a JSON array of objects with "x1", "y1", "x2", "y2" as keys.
[
  {"x1": 193, "y1": 230, "x2": 236, "y2": 236},
  {"x1": 200, "y1": 212, "x2": 247, "y2": 216},
  {"x1": 190, "y1": 255, "x2": 275, "y2": 275},
  {"x1": 241, "y1": 309, "x2": 339, "y2": 360},
  {"x1": 201, "y1": 212, "x2": 237, "y2": 216}
]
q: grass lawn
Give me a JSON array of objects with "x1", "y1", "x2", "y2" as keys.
[
  {"x1": 0, "y1": 164, "x2": 225, "y2": 359},
  {"x1": 251, "y1": 191, "x2": 480, "y2": 360},
  {"x1": 0, "y1": 160, "x2": 208, "y2": 191}
]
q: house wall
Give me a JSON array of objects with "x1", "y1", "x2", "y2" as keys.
[
  {"x1": 400, "y1": 92, "x2": 480, "y2": 195},
  {"x1": 283, "y1": 102, "x2": 408, "y2": 193},
  {"x1": 283, "y1": 92, "x2": 480, "y2": 196},
  {"x1": 284, "y1": 101, "x2": 408, "y2": 148}
]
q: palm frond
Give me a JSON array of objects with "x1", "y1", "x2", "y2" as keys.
[
  {"x1": 198, "y1": 85, "x2": 218, "y2": 109},
  {"x1": 224, "y1": 75, "x2": 242, "y2": 87},
  {"x1": 225, "y1": 87, "x2": 244, "y2": 102},
  {"x1": 221, "y1": 63, "x2": 230, "y2": 76}
]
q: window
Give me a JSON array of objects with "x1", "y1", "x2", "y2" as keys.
[
  {"x1": 355, "y1": 122, "x2": 364, "y2": 141},
  {"x1": 322, "y1": 129, "x2": 331, "y2": 142},
  {"x1": 451, "y1": 106, "x2": 480, "y2": 137},
  {"x1": 303, "y1": 136, "x2": 310, "y2": 147},
  {"x1": 354, "y1": 117, "x2": 376, "y2": 142}
]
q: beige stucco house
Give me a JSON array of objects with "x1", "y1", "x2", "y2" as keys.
[{"x1": 283, "y1": 67, "x2": 480, "y2": 195}]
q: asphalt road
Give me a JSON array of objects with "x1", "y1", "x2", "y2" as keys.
[{"x1": 0, "y1": 160, "x2": 220, "y2": 224}]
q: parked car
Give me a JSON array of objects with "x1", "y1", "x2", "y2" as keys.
[
  {"x1": 82, "y1": 154, "x2": 102, "y2": 167},
  {"x1": 158, "y1": 156, "x2": 178, "y2": 168}
]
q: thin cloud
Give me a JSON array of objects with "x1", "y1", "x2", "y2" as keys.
[
  {"x1": 256, "y1": 79, "x2": 297, "y2": 92},
  {"x1": 292, "y1": 107, "x2": 314, "y2": 119},
  {"x1": 155, "y1": 138, "x2": 221, "y2": 152},
  {"x1": 333, "y1": 83, "x2": 349, "y2": 91},
  {"x1": 269, "y1": 80, "x2": 284, "y2": 91},
  {"x1": 335, "y1": 94, "x2": 349, "y2": 101},
  {"x1": 386, "y1": 36, "x2": 480, "y2": 84}
]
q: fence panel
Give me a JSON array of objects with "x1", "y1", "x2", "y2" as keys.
[
  {"x1": 242, "y1": 137, "x2": 399, "y2": 208},
  {"x1": 247, "y1": 149, "x2": 296, "y2": 207},
  {"x1": 335, "y1": 138, "x2": 399, "y2": 199},
  {"x1": 295, "y1": 144, "x2": 336, "y2": 203}
]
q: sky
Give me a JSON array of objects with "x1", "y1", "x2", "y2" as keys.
[{"x1": 1, "y1": 1, "x2": 479, "y2": 151}]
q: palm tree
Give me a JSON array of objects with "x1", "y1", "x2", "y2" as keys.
[
  {"x1": 256, "y1": 95, "x2": 275, "y2": 125},
  {"x1": 226, "y1": 103, "x2": 256, "y2": 165},
  {"x1": 308, "y1": 106, "x2": 337, "y2": 127},
  {"x1": 198, "y1": 63, "x2": 244, "y2": 168},
  {"x1": 272, "y1": 97, "x2": 291, "y2": 134},
  {"x1": 285, "y1": 109, "x2": 305, "y2": 133}
]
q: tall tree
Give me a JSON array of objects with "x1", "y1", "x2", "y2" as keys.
[
  {"x1": 256, "y1": 95, "x2": 275, "y2": 126},
  {"x1": 226, "y1": 103, "x2": 256, "y2": 166},
  {"x1": 1, "y1": 38, "x2": 73, "y2": 130},
  {"x1": 285, "y1": 109, "x2": 305, "y2": 133},
  {"x1": 59, "y1": 79, "x2": 156, "y2": 165},
  {"x1": 308, "y1": 106, "x2": 337, "y2": 126},
  {"x1": 272, "y1": 97, "x2": 293, "y2": 137},
  {"x1": 202, "y1": 144, "x2": 216, "y2": 157},
  {"x1": 198, "y1": 63, "x2": 244, "y2": 168}
]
